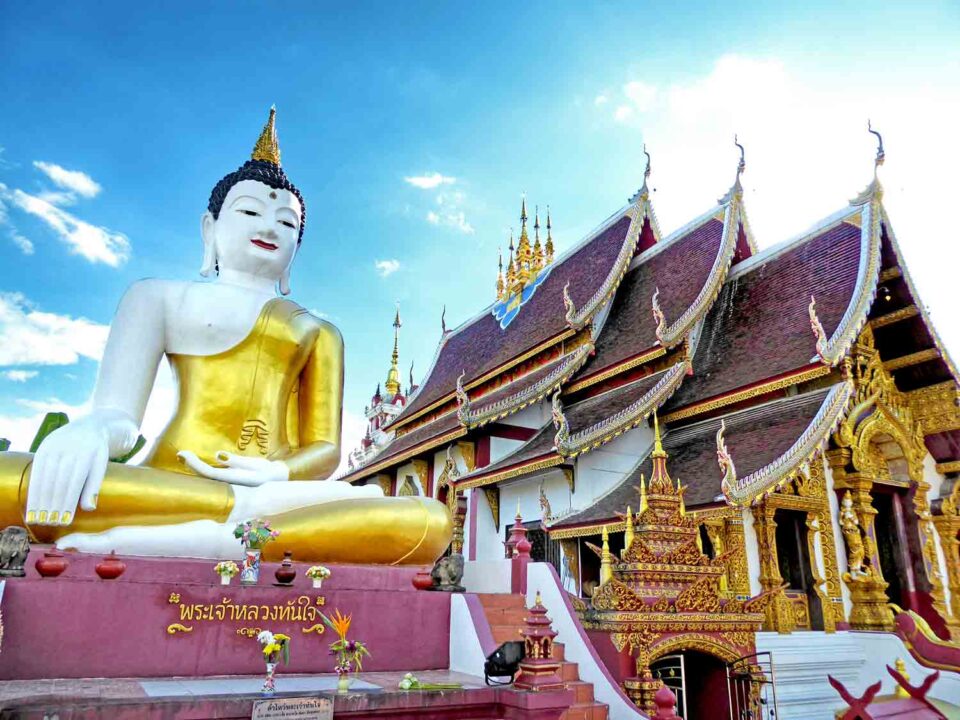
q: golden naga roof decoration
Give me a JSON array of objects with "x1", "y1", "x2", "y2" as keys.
[
  {"x1": 555, "y1": 361, "x2": 689, "y2": 458},
  {"x1": 551, "y1": 391, "x2": 570, "y2": 451},
  {"x1": 457, "y1": 342, "x2": 594, "y2": 428},
  {"x1": 628, "y1": 144, "x2": 653, "y2": 205},
  {"x1": 808, "y1": 295, "x2": 831, "y2": 365},
  {"x1": 251, "y1": 105, "x2": 281, "y2": 165},
  {"x1": 717, "y1": 134, "x2": 746, "y2": 206},
  {"x1": 717, "y1": 381, "x2": 855, "y2": 506}
]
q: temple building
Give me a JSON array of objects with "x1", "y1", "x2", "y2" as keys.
[{"x1": 342, "y1": 138, "x2": 960, "y2": 712}]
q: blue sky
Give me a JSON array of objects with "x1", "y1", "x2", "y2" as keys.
[{"x1": 1, "y1": 2, "x2": 958, "y2": 462}]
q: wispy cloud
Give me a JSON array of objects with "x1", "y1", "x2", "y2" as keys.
[
  {"x1": 9, "y1": 188, "x2": 130, "y2": 266},
  {"x1": 405, "y1": 172, "x2": 456, "y2": 189},
  {"x1": 374, "y1": 259, "x2": 401, "y2": 277},
  {"x1": 424, "y1": 190, "x2": 475, "y2": 234},
  {"x1": 10, "y1": 233, "x2": 34, "y2": 255},
  {"x1": 0, "y1": 292, "x2": 109, "y2": 366},
  {"x1": 0, "y1": 196, "x2": 34, "y2": 255},
  {"x1": 33, "y1": 161, "x2": 101, "y2": 198},
  {"x1": 2, "y1": 370, "x2": 38, "y2": 382},
  {"x1": 594, "y1": 94, "x2": 609, "y2": 106}
]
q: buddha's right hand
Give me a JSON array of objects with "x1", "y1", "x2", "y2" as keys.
[{"x1": 25, "y1": 408, "x2": 140, "y2": 527}]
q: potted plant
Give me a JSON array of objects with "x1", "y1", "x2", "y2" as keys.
[
  {"x1": 233, "y1": 519, "x2": 280, "y2": 585},
  {"x1": 256, "y1": 630, "x2": 291, "y2": 695},
  {"x1": 214, "y1": 560, "x2": 239, "y2": 586},
  {"x1": 305, "y1": 565, "x2": 331, "y2": 589},
  {"x1": 321, "y1": 609, "x2": 370, "y2": 693}
]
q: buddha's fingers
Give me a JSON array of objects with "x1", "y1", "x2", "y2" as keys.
[
  {"x1": 35, "y1": 452, "x2": 63, "y2": 525},
  {"x1": 50, "y1": 455, "x2": 85, "y2": 526},
  {"x1": 178, "y1": 450, "x2": 244, "y2": 483},
  {"x1": 25, "y1": 450, "x2": 47, "y2": 524},
  {"x1": 79, "y1": 443, "x2": 109, "y2": 514},
  {"x1": 214, "y1": 452, "x2": 263, "y2": 470}
]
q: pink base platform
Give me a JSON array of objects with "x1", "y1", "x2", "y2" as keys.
[{"x1": 0, "y1": 549, "x2": 450, "y2": 680}]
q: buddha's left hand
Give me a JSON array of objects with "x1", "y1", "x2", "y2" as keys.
[{"x1": 177, "y1": 450, "x2": 289, "y2": 486}]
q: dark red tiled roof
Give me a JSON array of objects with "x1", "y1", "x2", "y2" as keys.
[
  {"x1": 666, "y1": 220, "x2": 862, "y2": 411},
  {"x1": 460, "y1": 372, "x2": 667, "y2": 483},
  {"x1": 344, "y1": 412, "x2": 462, "y2": 480},
  {"x1": 394, "y1": 215, "x2": 634, "y2": 425},
  {"x1": 550, "y1": 389, "x2": 831, "y2": 529},
  {"x1": 578, "y1": 217, "x2": 725, "y2": 381}
]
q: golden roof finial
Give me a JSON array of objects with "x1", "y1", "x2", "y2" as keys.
[
  {"x1": 624, "y1": 505, "x2": 635, "y2": 551},
  {"x1": 545, "y1": 206, "x2": 555, "y2": 265},
  {"x1": 600, "y1": 525, "x2": 613, "y2": 585},
  {"x1": 868, "y1": 119, "x2": 885, "y2": 175},
  {"x1": 652, "y1": 411, "x2": 666, "y2": 458},
  {"x1": 734, "y1": 134, "x2": 745, "y2": 181},
  {"x1": 496, "y1": 247, "x2": 506, "y2": 300},
  {"x1": 251, "y1": 105, "x2": 281, "y2": 165},
  {"x1": 638, "y1": 473, "x2": 648, "y2": 514},
  {"x1": 678, "y1": 476, "x2": 686, "y2": 516},
  {"x1": 516, "y1": 498, "x2": 522, "y2": 520},
  {"x1": 643, "y1": 143, "x2": 652, "y2": 183},
  {"x1": 532, "y1": 205, "x2": 544, "y2": 271},
  {"x1": 385, "y1": 302, "x2": 402, "y2": 395}
]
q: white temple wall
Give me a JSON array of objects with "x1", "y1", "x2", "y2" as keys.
[
  {"x1": 489, "y1": 436, "x2": 526, "y2": 465},
  {"x1": 507, "y1": 401, "x2": 552, "y2": 430},
  {"x1": 499, "y1": 471, "x2": 573, "y2": 531},
  {"x1": 394, "y1": 460, "x2": 425, "y2": 495},
  {"x1": 741, "y1": 507, "x2": 763, "y2": 597},
  {"x1": 472, "y1": 484, "x2": 503, "y2": 561},
  {"x1": 823, "y1": 461, "x2": 854, "y2": 618},
  {"x1": 571, "y1": 424, "x2": 652, "y2": 509}
]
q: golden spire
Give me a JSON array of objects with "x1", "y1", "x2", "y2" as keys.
[
  {"x1": 545, "y1": 207, "x2": 554, "y2": 265},
  {"x1": 532, "y1": 206, "x2": 544, "y2": 272},
  {"x1": 496, "y1": 248, "x2": 506, "y2": 300},
  {"x1": 385, "y1": 304, "x2": 402, "y2": 395},
  {"x1": 516, "y1": 196, "x2": 532, "y2": 284},
  {"x1": 251, "y1": 105, "x2": 281, "y2": 165},
  {"x1": 652, "y1": 410, "x2": 666, "y2": 458},
  {"x1": 624, "y1": 505, "x2": 635, "y2": 551},
  {"x1": 678, "y1": 477, "x2": 686, "y2": 517},
  {"x1": 506, "y1": 230, "x2": 518, "y2": 289},
  {"x1": 600, "y1": 525, "x2": 613, "y2": 585},
  {"x1": 638, "y1": 473, "x2": 648, "y2": 514}
]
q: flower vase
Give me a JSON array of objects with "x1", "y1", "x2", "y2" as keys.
[
  {"x1": 312, "y1": 578, "x2": 323, "y2": 590},
  {"x1": 337, "y1": 674, "x2": 351, "y2": 693},
  {"x1": 262, "y1": 661, "x2": 277, "y2": 695},
  {"x1": 220, "y1": 574, "x2": 232, "y2": 586},
  {"x1": 241, "y1": 549, "x2": 261, "y2": 586}
]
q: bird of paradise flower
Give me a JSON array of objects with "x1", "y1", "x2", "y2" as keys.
[{"x1": 320, "y1": 608, "x2": 371, "y2": 675}]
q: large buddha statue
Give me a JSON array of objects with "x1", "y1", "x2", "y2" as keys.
[{"x1": 0, "y1": 109, "x2": 452, "y2": 564}]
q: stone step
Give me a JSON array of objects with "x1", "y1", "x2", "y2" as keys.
[
  {"x1": 482, "y1": 607, "x2": 530, "y2": 624},
  {"x1": 560, "y1": 703, "x2": 609, "y2": 720},
  {"x1": 475, "y1": 592, "x2": 527, "y2": 610},
  {"x1": 561, "y1": 661, "x2": 580, "y2": 681},
  {"x1": 489, "y1": 623, "x2": 524, "y2": 644}
]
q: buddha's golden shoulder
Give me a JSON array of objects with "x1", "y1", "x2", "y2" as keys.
[{"x1": 278, "y1": 299, "x2": 344, "y2": 351}]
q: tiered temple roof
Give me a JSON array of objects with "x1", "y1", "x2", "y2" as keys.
[{"x1": 345, "y1": 146, "x2": 960, "y2": 523}]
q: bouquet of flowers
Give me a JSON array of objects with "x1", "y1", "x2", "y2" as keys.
[
  {"x1": 306, "y1": 565, "x2": 331, "y2": 588},
  {"x1": 233, "y1": 518, "x2": 280, "y2": 549},
  {"x1": 321, "y1": 608, "x2": 370, "y2": 676},
  {"x1": 398, "y1": 672, "x2": 462, "y2": 691},
  {"x1": 214, "y1": 560, "x2": 239, "y2": 585},
  {"x1": 257, "y1": 630, "x2": 291, "y2": 695}
]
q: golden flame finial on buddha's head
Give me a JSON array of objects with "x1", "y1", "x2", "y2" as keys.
[{"x1": 252, "y1": 105, "x2": 281, "y2": 166}]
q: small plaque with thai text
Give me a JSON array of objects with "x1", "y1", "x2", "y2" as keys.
[{"x1": 251, "y1": 697, "x2": 332, "y2": 720}]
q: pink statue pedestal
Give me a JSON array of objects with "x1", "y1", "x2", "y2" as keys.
[{"x1": 0, "y1": 548, "x2": 448, "y2": 680}]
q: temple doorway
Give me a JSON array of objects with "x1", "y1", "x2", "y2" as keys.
[
  {"x1": 651, "y1": 651, "x2": 729, "y2": 720},
  {"x1": 774, "y1": 508, "x2": 823, "y2": 630}
]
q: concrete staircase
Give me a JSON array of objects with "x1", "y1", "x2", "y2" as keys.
[{"x1": 477, "y1": 593, "x2": 609, "y2": 720}]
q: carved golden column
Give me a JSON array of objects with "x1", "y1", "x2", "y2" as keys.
[
  {"x1": 704, "y1": 518, "x2": 729, "y2": 595},
  {"x1": 805, "y1": 512, "x2": 836, "y2": 633},
  {"x1": 931, "y1": 483, "x2": 960, "y2": 637},
  {"x1": 751, "y1": 503, "x2": 795, "y2": 634},
  {"x1": 724, "y1": 516, "x2": 752, "y2": 598},
  {"x1": 829, "y1": 459, "x2": 894, "y2": 631}
]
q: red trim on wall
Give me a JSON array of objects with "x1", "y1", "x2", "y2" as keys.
[
  {"x1": 485, "y1": 423, "x2": 538, "y2": 441},
  {"x1": 476, "y1": 435, "x2": 492, "y2": 468}
]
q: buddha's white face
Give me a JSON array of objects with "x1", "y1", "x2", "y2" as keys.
[{"x1": 201, "y1": 179, "x2": 302, "y2": 283}]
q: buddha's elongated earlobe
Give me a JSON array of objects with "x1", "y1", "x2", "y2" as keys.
[
  {"x1": 279, "y1": 267, "x2": 291, "y2": 295},
  {"x1": 199, "y1": 212, "x2": 217, "y2": 277}
]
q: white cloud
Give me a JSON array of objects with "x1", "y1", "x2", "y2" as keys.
[
  {"x1": 374, "y1": 259, "x2": 401, "y2": 277},
  {"x1": 405, "y1": 173, "x2": 456, "y2": 190},
  {"x1": 614, "y1": 105, "x2": 633, "y2": 122},
  {"x1": 0, "y1": 397, "x2": 88, "y2": 451},
  {"x1": 10, "y1": 188, "x2": 130, "y2": 266},
  {"x1": 601, "y1": 53, "x2": 960, "y2": 358},
  {"x1": 10, "y1": 233, "x2": 34, "y2": 255},
  {"x1": 594, "y1": 95, "x2": 609, "y2": 106},
  {"x1": 425, "y1": 192, "x2": 475, "y2": 234},
  {"x1": 2, "y1": 370, "x2": 38, "y2": 382},
  {"x1": 623, "y1": 81, "x2": 658, "y2": 112},
  {"x1": 0, "y1": 293, "x2": 109, "y2": 366},
  {"x1": 426, "y1": 211, "x2": 440, "y2": 225},
  {"x1": 33, "y1": 161, "x2": 102, "y2": 198}
]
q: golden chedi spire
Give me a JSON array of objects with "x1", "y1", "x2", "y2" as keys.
[
  {"x1": 251, "y1": 105, "x2": 281, "y2": 165},
  {"x1": 532, "y1": 206, "x2": 544, "y2": 272},
  {"x1": 638, "y1": 473, "x2": 648, "y2": 514},
  {"x1": 648, "y1": 411, "x2": 674, "y2": 494},
  {"x1": 545, "y1": 207, "x2": 555, "y2": 265},
  {"x1": 515, "y1": 196, "x2": 532, "y2": 286},
  {"x1": 385, "y1": 304, "x2": 402, "y2": 396},
  {"x1": 506, "y1": 230, "x2": 518, "y2": 290},
  {"x1": 624, "y1": 505, "x2": 635, "y2": 551},
  {"x1": 496, "y1": 248, "x2": 506, "y2": 301},
  {"x1": 600, "y1": 525, "x2": 613, "y2": 585}
]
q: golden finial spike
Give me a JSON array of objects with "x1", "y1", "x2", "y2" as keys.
[
  {"x1": 678, "y1": 477, "x2": 686, "y2": 517},
  {"x1": 600, "y1": 525, "x2": 612, "y2": 585},
  {"x1": 385, "y1": 302, "x2": 402, "y2": 395},
  {"x1": 624, "y1": 505, "x2": 635, "y2": 551},
  {"x1": 251, "y1": 105, "x2": 281, "y2": 165},
  {"x1": 516, "y1": 498, "x2": 522, "y2": 519},
  {"x1": 639, "y1": 473, "x2": 648, "y2": 514},
  {"x1": 652, "y1": 411, "x2": 666, "y2": 458}
]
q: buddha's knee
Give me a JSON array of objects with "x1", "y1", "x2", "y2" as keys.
[{"x1": 0, "y1": 452, "x2": 32, "y2": 528}]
